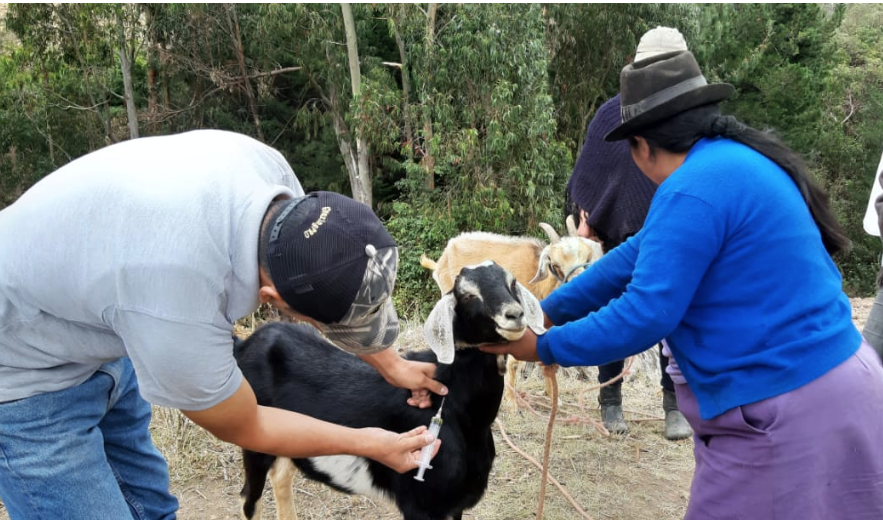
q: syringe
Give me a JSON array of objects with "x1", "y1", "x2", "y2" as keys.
[{"x1": 414, "y1": 397, "x2": 445, "y2": 482}]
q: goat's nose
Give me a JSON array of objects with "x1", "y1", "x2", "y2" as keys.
[{"x1": 505, "y1": 308, "x2": 524, "y2": 322}]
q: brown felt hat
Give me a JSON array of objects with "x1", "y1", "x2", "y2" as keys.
[{"x1": 604, "y1": 50, "x2": 734, "y2": 142}]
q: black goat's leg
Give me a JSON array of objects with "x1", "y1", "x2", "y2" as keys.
[
  {"x1": 268, "y1": 457, "x2": 298, "y2": 520},
  {"x1": 240, "y1": 451, "x2": 276, "y2": 520}
]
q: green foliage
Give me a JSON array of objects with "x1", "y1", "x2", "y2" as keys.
[
  {"x1": 689, "y1": 4, "x2": 883, "y2": 295},
  {"x1": 696, "y1": 4, "x2": 841, "y2": 152},
  {"x1": 0, "y1": 42, "x2": 96, "y2": 205},
  {"x1": 402, "y1": 4, "x2": 571, "y2": 235},
  {"x1": 385, "y1": 197, "x2": 460, "y2": 319},
  {"x1": 3, "y1": 3, "x2": 883, "y2": 312},
  {"x1": 821, "y1": 4, "x2": 883, "y2": 295},
  {"x1": 546, "y1": 4, "x2": 700, "y2": 153}
]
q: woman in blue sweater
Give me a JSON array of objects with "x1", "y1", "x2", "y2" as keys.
[{"x1": 482, "y1": 49, "x2": 883, "y2": 518}]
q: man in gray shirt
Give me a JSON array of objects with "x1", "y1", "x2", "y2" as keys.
[{"x1": 0, "y1": 130, "x2": 446, "y2": 519}]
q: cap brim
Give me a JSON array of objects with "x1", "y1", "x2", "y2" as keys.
[
  {"x1": 320, "y1": 297, "x2": 399, "y2": 354},
  {"x1": 604, "y1": 83, "x2": 735, "y2": 142}
]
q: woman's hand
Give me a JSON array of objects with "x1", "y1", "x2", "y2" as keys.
[{"x1": 478, "y1": 328, "x2": 541, "y2": 362}]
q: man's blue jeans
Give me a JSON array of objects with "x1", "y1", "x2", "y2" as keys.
[{"x1": 0, "y1": 358, "x2": 179, "y2": 519}]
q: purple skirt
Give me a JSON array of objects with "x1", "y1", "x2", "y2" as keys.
[{"x1": 675, "y1": 341, "x2": 883, "y2": 520}]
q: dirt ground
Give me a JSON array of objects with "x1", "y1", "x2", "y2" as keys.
[{"x1": 0, "y1": 297, "x2": 876, "y2": 520}]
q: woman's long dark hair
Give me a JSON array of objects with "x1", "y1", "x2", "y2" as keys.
[{"x1": 628, "y1": 105, "x2": 850, "y2": 256}]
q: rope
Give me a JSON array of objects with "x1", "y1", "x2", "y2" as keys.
[
  {"x1": 495, "y1": 416, "x2": 594, "y2": 520},
  {"x1": 505, "y1": 355, "x2": 642, "y2": 436},
  {"x1": 496, "y1": 356, "x2": 658, "y2": 519},
  {"x1": 536, "y1": 366, "x2": 558, "y2": 519}
]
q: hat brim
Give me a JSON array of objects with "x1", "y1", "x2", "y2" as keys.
[
  {"x1": 604, "y1": 83, "x2": 735, "y2": 142},
  {"x1": 320, "y1": 297, "x2": 399, "y2": 354}
]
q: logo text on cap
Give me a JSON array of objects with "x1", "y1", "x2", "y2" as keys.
[{"x1": 304, "y1": 206, "x2": 332, "y2": 238}]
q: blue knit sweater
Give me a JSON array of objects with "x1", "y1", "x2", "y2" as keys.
[{"x1": 537, "y1": 137, "x2": 861, "y2": 420}]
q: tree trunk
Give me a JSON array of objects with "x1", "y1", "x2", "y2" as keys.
[
  {"x1": 391, "y1": 17, "x2": 414, "y2": 160},
  {"x1": 227, "y1": 3, "x2": 263, "y2": 141},
  {"x1": 341, "y1": 3, "x2": 372, "y2": 206},
  {"x1": 119, "y1": 46, "x2": 140, "y2": 140},
  {"x1": 144, "y1": 6, "x2": 158, "y2": 133},
  {"x1": 116, "y1": 5, "x2": 139, "y2": 140},
  {"x1": 161, "y1": 41, "x2": 170, "y2": 123},
  {"x1": 421, "y1": 3, "x2": 438, "y2": 190},
  {"x1": 327, "y1": 79, "x2": 364, "y2": 199},
  {"x1": 147, "y1": 67, "x2": 157, "y2": 118}
]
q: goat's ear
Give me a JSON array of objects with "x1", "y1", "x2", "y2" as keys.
[
  {"x1": 565, "y1": 214, "x2": 579, "y2": 237},
  {"x1": 424, "y1": 293, "x2": 456, "y2": 364},
  {"x1": 516, "y1": 282, "x2": 546, "y2": 334},
  {"x1": 529, "y1": 247, "x2": 551, "y2": 284}
]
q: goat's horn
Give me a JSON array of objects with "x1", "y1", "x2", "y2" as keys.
[
  {"x1": 565, "y1": 214, "x2": 579, "y2": 237},
  {"x1": 538, "y1": 222, "x2": 560, "y2": 244}
]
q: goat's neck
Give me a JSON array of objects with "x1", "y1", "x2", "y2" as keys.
[{"x1": 439, "y1": 350, "x2": 504, "y2": 431}]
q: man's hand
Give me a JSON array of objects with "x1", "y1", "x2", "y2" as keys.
[
  {"x1": 392, "y1": 358, "x2": 448, "y2": 408},
  {"x1": 360, "y1": 349, "x2": 448, "y2": 408},
  {"x1": 478, "y1": 327, "x2": 541, "y2": 362},
  {"x1": 183, "y1": 380, "x2": 441, "y2": 474},
  {"x1": 361, "y1": 425, "x2": 442, "y2": 473}
]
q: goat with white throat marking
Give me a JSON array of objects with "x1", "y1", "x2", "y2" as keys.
[
  {"x1": 420, "y1": 218, "x2": 603, "y2": 408},
  {"x1": 234, "y1": 260, "x2": 544, "y2": 520}
]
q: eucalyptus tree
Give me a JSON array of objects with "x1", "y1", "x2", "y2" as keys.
[
  {"x1": 544, "y1": 3, "x2": 699, "y2": 153},
  {"x1": 6, "y1": 3, "x2": 130, "y2": 147},
  {"x1": 401, "y1": 4, "x2": 569, "y2": 231},
  {"x1": 146, "y1": 4, "x2": 263, "y2": 135},
  {"x1": 384, "y1": 4, "x2": 571, "y2": 315},
  {"x1": 694, "y1": 3, "x2": 843, "y2": 154},
  {"x1": 113, "y1": 3, "x2": 142, "y2": 139},
  {"x1": 820, "y1": 3, "x2": 883, "y2": 293},
  {"x1": 340, "y1": 3, "x2": 372, "y2": 205},
  {"x1": 2, "y1": 3, "x2": 130, "y2": 206}
]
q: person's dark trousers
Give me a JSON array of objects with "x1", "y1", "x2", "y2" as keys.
[
  {"x1": 598, "y1": 358, "x2": 628, "y2": 434},
  {"x1": 598, "y1": 344, "x2": 689, "y2": 439},
  {"x1": 597, "y1": 345, "x2": 675, "y2": 391},
  {"x1": 659, "y1": 345, "x2": 675, "y2": 392}
]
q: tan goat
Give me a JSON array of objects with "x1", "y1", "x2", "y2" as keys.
[{"x1": 420, "y1": 216, "x2": 604, "y2": 408}]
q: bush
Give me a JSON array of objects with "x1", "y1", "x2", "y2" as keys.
[{"x1": 385, "y1": 199, "x2": 460, "y2": 320}]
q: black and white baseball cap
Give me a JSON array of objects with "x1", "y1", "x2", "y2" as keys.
[{"x1": 266, "y1": 191, "x2": 399, "y2": 354}]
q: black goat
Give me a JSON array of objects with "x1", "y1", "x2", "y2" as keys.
[{"x1": 235, "y1": 261, "x2": 544, "y2": 520}]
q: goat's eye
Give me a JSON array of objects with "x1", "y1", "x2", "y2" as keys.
[{"x1": 551, "y1": 264, "x2": 563, "y2": 279}]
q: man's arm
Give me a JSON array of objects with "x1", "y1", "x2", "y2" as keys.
[
  {"x1": 281, "y1": 311, "x2": 448, "y2": 409},
  {"x1": 183, "y1": 378, "x2": 440, "y2": 473},
  {"x1": 359, "y1": 348, "x2": 448, "y2": 408},
  {"x1": 113, "y1": 310, "x2": 439, "y2": 472}
]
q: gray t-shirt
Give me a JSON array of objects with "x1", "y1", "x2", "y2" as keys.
[{"x1": 0, "y1": 130, "x2": 304, "y2": 410}]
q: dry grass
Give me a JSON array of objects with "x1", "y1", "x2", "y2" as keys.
[
  {"x1": 0, "y1": 298, "x2": 876, "y2": 520},
  {"x1": 160, "y1": 319, "x2": 696, "y2": 520}
]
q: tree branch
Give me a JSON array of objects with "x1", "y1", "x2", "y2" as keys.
[{"x1": 841, "y1": 90, "x2": 856, "y2": 125}]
